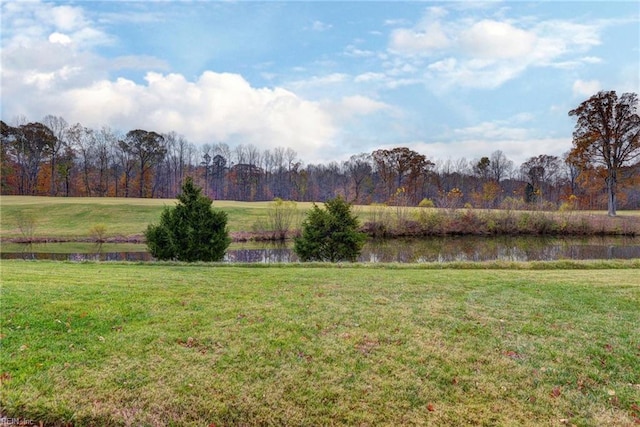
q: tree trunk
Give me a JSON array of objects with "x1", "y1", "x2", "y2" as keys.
[
  {"x1": 139, "y1": 168, "x2": 145, "y2": 198},
  {"x1": 606, "y1": 173, "x2": 617, "y2": 217},
  {"x1": 50, "y1": 157, "x2": 56, "y2": 196}
]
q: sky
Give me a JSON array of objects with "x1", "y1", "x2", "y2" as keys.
[{"x1": 1, "y1": 0, "x2": 639, "y2": 167}]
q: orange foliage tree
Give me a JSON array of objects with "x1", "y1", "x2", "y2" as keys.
[{"x1": 568, "y1": 91, "x2": 640, "y2": 216}]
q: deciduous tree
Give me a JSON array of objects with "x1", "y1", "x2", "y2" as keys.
[
  {"x1": 473, "y1": 157, "x2": 491, "y2": 181},
  {"x1": 123, "y1": 130, "x2": 167, "y2": 198},
  {"x1": 568, "y1": 91, "x2": 640, "y2": 216},
  {"x1": 489, "y1": 150, "x2": 513, "y2": 183},
  {"x1": 1, "y1": 121, "x2": 57, "y2": 195},
  {"x1": 344, "y1": 153, "x2": 373, "y2": 203},
  {"x1": 41, "y1": 115, "x2": 68, "y2": 196},
  {"x1": 372, "y1": 147, "x2": 433, "y2": 203},
  {"x1": 520, "y1": 154, "x2": 562, "y2": 204}
]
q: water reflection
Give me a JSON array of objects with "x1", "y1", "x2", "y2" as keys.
[
  {"x1": 226, "y1": 244, "x2": 296, "y2": 263},
  {"x1": 3, "y1": 243, "x2": 154, "y2": 261},
  {"x1": 1, "y1": 236, "x2": 639, "y2": 263},
  {"x1": 363, "y1": 237, "x2": 640, "y2": 263}
]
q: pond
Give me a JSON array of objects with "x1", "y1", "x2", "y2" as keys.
[{"x1": 2, "y1": 236, "x2": 639, "y2": 263}]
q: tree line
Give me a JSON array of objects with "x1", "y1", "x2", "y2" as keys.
[{"x1": 2, "y1": 91, "x2": 639, "y2": 213}]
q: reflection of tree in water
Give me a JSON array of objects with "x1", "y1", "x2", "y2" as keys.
[
  {"x1": 20, "y1": 243, "x2": 36, "y2": 260},
  {"x1": 358, "y1": 236, "x2": 640, "y2": 262},
  {"x1": 2, "y1": 237, "x2": 640, "y2": 262},
  {"x1": 226, "y1": 243, "x2": 298, "y2": 263},
  {"x1": 92, "y1": 243, "x2": 104, "y2": 255}
]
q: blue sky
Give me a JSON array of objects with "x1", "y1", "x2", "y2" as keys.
[{"x1": 1, "y1": 1, "x2": 638, "y2": 166}]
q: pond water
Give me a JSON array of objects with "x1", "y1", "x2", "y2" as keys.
[{"x1": 2, "y1": 236, "x2": 639, "y2": 263}]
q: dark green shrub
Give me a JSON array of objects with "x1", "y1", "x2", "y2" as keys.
[
  {"x1": 145, "y1": 177, "x2": 230, "y2": 262},
  {"x1": 294, "y1": 197, "x2": 366, "y2": 262}
]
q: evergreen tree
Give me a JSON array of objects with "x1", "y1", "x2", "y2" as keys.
[
  {"x1": 145, "y1": 177, "x2": 230, "y2": 261},
  {"x1": 294, "y1": 196, "x2": 366, "y2": 262}
]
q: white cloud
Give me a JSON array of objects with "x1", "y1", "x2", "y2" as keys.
[
  {"x1": 288, "y1": 73, "x2": 349, "y2": 90},
  {"x1": 49, "y1": 4, "x2": 87, "y2": 31},
  {"x1": 581, "y1": 56, "x2": 603, "y2": 64},
  {"x1": 324, "y1": 95, "x2": 392, "y2": 123},
  {"x1": 399, "y1": 114, "x2": 574, "y2": 166},
  {"x1": 387, "y1": 9, "x2": 605, "y2": 90},
  {"x1": 389, "y1": 22, "x2": 450, "y2": 55},
  {"x1": 310, "y1": 20, "x2": 332, "y2": 32},
  {"x1": 388, "y1": 7, "x2": 451, "y2": 55},
  {"x1": 4, "y1": 2, "x2": 391, "y2": 164},
  {"x1": 572, "y1": 79, "x2": 601, "y2": 97},
  {"x1": 40, "y1": 71, "x2": 338, "y2": 162},
  {"x1": 340, "y1": 96, "x2": 389, "y2": 115},
  {"x1": 2, "y1": 0, "x2": 111, "y2": 49},
  {"x1": 453, "y1": 121, "x2": 529, "y2": 141},
  {"x1": 530, "y1": 21, "x2": 601, "y2": 67},
  {"x1": 425, "y1": 59, "x2": 528, "y2": 90},
  {"x1": 354, "y1": 72, "x2": 386, "y2": 83},
  {"x1": 459, "y1": 20, "x2": 536, "y2": 59},
  {"x1": 344, "y1": 45, "x2": 375, "y2": 58},
  {"x1": 427, "y1": 57, "x2": 457, "y2": 72},
  {"x1": 48, "y1": 32, "x2": 72, "y2": 45}
]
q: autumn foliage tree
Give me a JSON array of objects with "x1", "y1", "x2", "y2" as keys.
[
  {"x1": 122, "y1": 129, "x2": 167, "y2": 197},
  {"x1": 568, "y1": 91, "x2": 640, "y2": 216},
  {"x1": 1, "y1": 120, "x2": 57, "y2": 195},
  {"x1": 372, "y1": 147, "x2": 433, "y2": 203}
]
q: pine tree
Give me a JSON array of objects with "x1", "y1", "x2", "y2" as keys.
[
  {"x1": 294, "y1": 196, "x2": 366, "y2": 262},
  {"x1": 145, "y1": 177, "x2": 230, "y2": 261}
]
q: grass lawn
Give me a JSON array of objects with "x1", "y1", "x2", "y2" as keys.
[{"x1": 1, "y1": 261, "x2": 639, "y2": 426}]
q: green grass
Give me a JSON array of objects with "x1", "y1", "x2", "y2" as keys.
[
  {"x1": 1, "y1": 261, "x2": 639, "y2": 426},
  {"x1": 2, "y1": 196, "x2": 639, "y2": 242},
  {"x1": 0, "y1": 196, "x2": 305, "y2": 239}
]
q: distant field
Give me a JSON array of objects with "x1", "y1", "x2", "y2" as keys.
[
  {"x1": 1, "y1": 195, "x2": 639, "y2": 241},
  {"x1": 0, "y1": 196, "x2": 314, "y2": 239},
  {"x1": 1, "y1": 261, "x2": 639, "y2": 426}
]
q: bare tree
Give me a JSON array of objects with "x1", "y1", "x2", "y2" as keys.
[
  {"x1": 489, "y1": 150, "x2": 513, "y2": 183},
  {"x1": 95, "y1": 127, "x2": 115, "y2": 196},
  {"x1": 122, "y1": 130, "x2": 166, "y2": 198},
  {"x1": 41, "y1": 115, "x2": 68, "y2": 196},
  {"x1": 67, "y1": 123, "x2": 96, "y2": 196},
  {"x1": 344, "y1": 153, "x2": 373, "y2": 203},
  {"x1": 520, "y1": 154, "x2": 562, "y2": 204}
]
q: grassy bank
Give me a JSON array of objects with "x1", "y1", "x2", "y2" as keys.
[
  {"x1": 2, "y1": 196, "x2": 639, "y2": 242},
  {"x1": 363, "y1": 207, "x2": 640, "y2": 237},
  {"x1": 1, "y1": 261, "x2": 639, "y2": 426}
]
